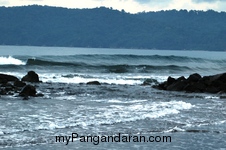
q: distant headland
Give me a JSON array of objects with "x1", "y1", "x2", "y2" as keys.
[{"x1": 0, "y1": 5, "x2": 225, "y2": 51}]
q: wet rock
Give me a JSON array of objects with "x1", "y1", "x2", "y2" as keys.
[
  {"x1": 166, "y1": 80, "x2": 187, "y2": 91},
  {"x1": 19, "y1": 85, "x2": 37, "y2": 97},
  {"x1": 205, "y1": 86, "x2": 220, "y2": 93},
  {"x1": 0, "y1": 74, "x2": 19, "y2": 83},
  {"x1": 177, "y1": 76, "x2": 186, "y2": 82},
  {"x1": 87, "y1": 81, "x2": 101, "y2": 85},
  {"x1": 21, "y1": 71, "x2": 40, "y2": 82},
  {"x1": 153, "y1": 72, "x2": 226, "y2": 94},
  {"x1": 14, "y1": 80, "x2": 26, "y2": 87},
  {"x1": 0, "y1": 88, "x2": 7, "y2": 95},
  {"x1": 167, "y1": 76, "x2": 176, "y2": 85},
  {"x1": 142, "y1": 79, "x2": 159, "y2": 86},
  {"x1": 187, "y1": 73, "x2": 201, "y2": 82},
  {"x1": 0, "y1": 72, "x2": 43, "y2": 98},
  {"x1": 183, "y1": 82, "x2": 206, "y2": 93}
]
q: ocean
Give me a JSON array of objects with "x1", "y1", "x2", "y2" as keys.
[{"x1": 0, "y1": 46, "x2": 226, "y2": 150}]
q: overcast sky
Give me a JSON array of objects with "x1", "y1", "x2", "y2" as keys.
[{"x1": 0, "y1": 0, "x2": 226, "y2": 13}]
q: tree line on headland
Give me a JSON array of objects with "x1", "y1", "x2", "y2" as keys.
[{"x1": 0, "y1": 5, "x2": 226, "y2": 51}]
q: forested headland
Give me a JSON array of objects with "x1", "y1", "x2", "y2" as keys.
[{"x1": 0, "y1": 5, "x2": 226, "y2": 51}]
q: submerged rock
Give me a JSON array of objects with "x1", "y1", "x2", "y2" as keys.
[
  {"x1": 22, "y1": 71, "x2": 40, "y2": 82},
  {"x1": 142, "y1": 79, "x2": 158, "y2": 86},
  {"x1": 153, "y1": 72, "x2": 226, "y2": 94},
  {"x1": 86, "y1": 81, "x2": 101, "y2": 85}
]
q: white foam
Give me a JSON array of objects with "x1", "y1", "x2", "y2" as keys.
[
  {"x1": 74, "y1": 100, "x2": 194, "y2": 127},
  {"x1": 0, "y1": 130, "x2": 4, "y2": 135},
  {"x1": 39, "y1": 73, "x2": 168, "y2": 85},
  {"x1": 214, "y1": 120, "x2": 226, "y2": 125},
  {"x1": 164, "y1": 126, "x2": 186, "y2": 133},
  {"x1": 0, "y1": 56, "x2": 25, "y2": 65},
  {"x1": 13, "y1": 100, "x2": 194, "y2": 131},
  {"x1": 205, "y1": 96, "x2": 220, "y2": 99},
  {"x1": 108, "y1": 99, "x2": 147, "y2": 103},
  {"x1": 41, "y1": 74, "x2": 143, "y2": 85}
]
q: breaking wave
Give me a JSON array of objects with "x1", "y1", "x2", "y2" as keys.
[{"x1": 0, "y1": 56, "x2": 25, "y2": 65}]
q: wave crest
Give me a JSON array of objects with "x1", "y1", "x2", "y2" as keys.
[{"x1": 0, "y1": 56, "x2": 25, "y2": 65}]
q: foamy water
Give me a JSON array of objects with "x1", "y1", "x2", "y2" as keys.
[{"x1": 0, "y1": 56, "x2": 25, "y2": 65}]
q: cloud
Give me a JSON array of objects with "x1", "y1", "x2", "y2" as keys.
[
  {"x1": 134, "y1": 0, "x2": 173, "y2": 7},
  {"x1": 0, "y1": 0, "x2": 9, "y2": 5},
  {"x1": 20, "y1": 0, "x2": 43, "y2": 1},
  {"x1": 192, "y1": 0, "x2": 226, "y2": 3},
  {"x1": 1, "y1": 0, "x2": 226, "y2": 13},
  {"x1": 134, "y1": 0, "x2": 151, "y2": 4}
]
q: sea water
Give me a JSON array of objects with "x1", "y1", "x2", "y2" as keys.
[{"x1": 0, "y1": 46, "x2": 226, "y2": 149}]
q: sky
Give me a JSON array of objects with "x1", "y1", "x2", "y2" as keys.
[{"x1": 0, "y1": 0, "x2": 226, "y2": 13}]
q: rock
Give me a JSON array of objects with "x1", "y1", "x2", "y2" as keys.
[
  {"x1": 205, "y1": 86, "x2": 220, "y2": 93},
  {"x1": 167, "y1": 76, "x2": 176, "y2": 85},
  {"x1": 166, "y1": 80, "x2": 187, "y2": 91},
  {"x1": 142, "y1": 79, "x2": 158, "y2": 86},
  {"x1": 153, "y1": 72, "x2": 226, "y2": 94},
  {"x1": 152, "y1": 82, "x2": 166, "y2": 90},
  {"x1": 87, "y1": 81, "x2": 101, "y2": 85},
  {"x1": 183, "y1": 82, "x2": 206, "y2": 92},
  {"x1": 4, "y1": 83, "x2": 14, "y2": 92},
  {"x1": 19, "y1": 85, "x2": 37, "y2": 97},
  {"x1": 187, "y1": 73, "x2": 201, "y2": 82},
  {"x1": 0, "y1": 88, "x2": 7, "y2": 95},
  {"x1": 200, "y1": 76, "x2": 211, "y2": 86},
  {"x1": 14, "y1": 80, "x2": 26, "y2": 87},
  {"x1": 21, "y1": 71, "x2": 40, "y2": 82},
  {"x1": 0, "y1": 74, "x2": 19, "y2": 83},
  {"x1": 177, "y1": 76, "x2": 186, "y2": 82},
  {"x1": 209, "y1": 73, "x2": 226, "y2": 83}
]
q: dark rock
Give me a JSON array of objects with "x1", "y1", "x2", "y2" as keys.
[
  {"x1": 200, "y1": 76, "x2": 211, "y2": 86},
  {"x1": 211, "y1": 80, "x2": 222, "y2": 87},
  {"x1": 14, "y1": 80, "x2": 26, "y2": 87},
  {"x1": 153, "y1": 72, "x2": 226, "y2": 93},
  {"x1": 19, "y1": 85, "x2": 37, "y2": 97},
  {"x1": 21, "y1": 71, "x2": 40, "y2": 82},
  {"x1": 177, "y1": 76, "x2": 186, "y2": 82},
  {"x1": 87, "y1": 81, "x2": 101, "y2": 85},
  {"x1": 152, "y1": 82, "x2": 166, "y2": 90},
  {"x1": 187, "y1": 73, "x2": 201, "y2": 82},
  {"x1": 2, "y1": 82, "x2": 15, "y2": 93},
  {"x1": 0, "y1": 88, "x2": 7, "y2": 95},
  {"x1": 183, "y1": 82, "x2": 206, "y2": 92},
  {"x1": 217, "y1": 73, "x2": 226, "y2": 83},
  {"x1": 0, "y1": 78, "x2": 7, "y2": 84},
  {"x1": 206, "y1": 86, "x2": 220, "y2": 93},
  {"x1": 167, "y1": 76, "x2": 176, "y2": 85},
  {"x1": 142, "y1": 79, "x2": 158, "y2": 86},
  {"x1": 166, "y1": 80, "x2": 187, "y2": 91},
  {"x1": 0, "y1": 74, "x2": 19, "y2": 83}
]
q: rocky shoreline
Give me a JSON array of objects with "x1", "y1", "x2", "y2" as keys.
[
  {"x1": 1, "y1": 71, "x2": 226, "y2": 100},
  {"x1": 153, "y1": 72, "x2": 226, "y2": 94},
  {"x1": 0, "y1": 71, "x2": 103, "y2": 100},
  {"x1": 0, "y1": 71, "x2": 43, "y2": 100}
]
